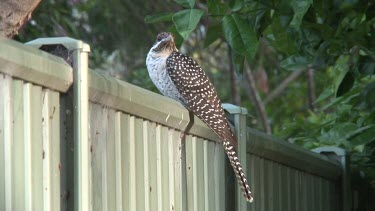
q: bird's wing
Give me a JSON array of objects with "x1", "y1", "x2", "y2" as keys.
[
  {"x1": 166, "y1": 51, "x2": 237, "y2": 148},
  {"x1": 166, "y1": 51, "x2": 254, "y2": 202}
]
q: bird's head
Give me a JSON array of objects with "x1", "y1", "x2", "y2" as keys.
[{"x1": 149, "y1": 32, "x2": 178, "y2": 56}]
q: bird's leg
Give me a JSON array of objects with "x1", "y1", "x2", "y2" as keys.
[{"x1": 179, "y1": 111, "x2": 194, "y2": 141}]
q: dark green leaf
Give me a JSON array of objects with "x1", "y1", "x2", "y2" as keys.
[
  {"x1": 222, "y1": 14, "x2": 259, "y2": 59},
  {"x1": 263, "y1": 16, "x2": 296, "y2": 55},
  {"x1": 174, "y1": 0, "x2": 195, "y2": 8},
  {"x1": 358, "y1": 55, "x2": 375, "y2": 75},
  {"x1": 280, "y1": 55, "x2": 312, "y2": 71},
  {"x1": 167, "y1": 25, "x2": 184, "y2": 48},
  {"x1": 231, "y1": 50, "x2": 244, "y2": 74},
  {"x1": 207, "y1": 0, "x2": 228, "y2": 15},
  {"x1": 337, "y1": 71, "x2": 355, "y2": 97},
  {"x1": 363, "y1": 81, "x2": 375, "y2": 109},
  {"x1": 317, "y1": 122, "x2": 358, "y2": 145},
  {"x1": 351, "y1": 125, "x2": 375, "y2": 145},
  {"x1": 289, "y1": 0, "x2": 312, "y2": 28},
  {"x1": 204, "y1": 24, "x2": 223, "y2": 47},
  {"x1": 172, "y1": 9, "x2": 204, "y2": 39},
  {"x1": 144, "y1": 13, "x2": 174, "y2": 24},
  {"x1": 322, "y1": 92, "x2": 359, "y2": 111},
  {"x1": 315, "y1": 88, "x2": 334, "y2": 104},
  {"x1": 229, "y1": 0, "x2": 244, "y2": 12},
  {"x1": 333, "y1": 55, "x2": 350, "y2": 97}
]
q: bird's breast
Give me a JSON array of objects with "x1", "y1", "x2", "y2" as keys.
[{"x1": 146, "y1": 53, "x2": 182, "y2": 102}]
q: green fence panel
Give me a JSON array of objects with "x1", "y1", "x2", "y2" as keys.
[
  {"x1": 0, "y1": 38, "x2": 71, "y2": 211},
  {"x1": 0, "y1": 38, "x2": 348, "y2": 211}
]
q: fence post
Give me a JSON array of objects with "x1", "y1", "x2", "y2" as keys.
[
  {"x1": 27, "y1": 38, "x2": 91, "y2": 211},
  {"x1": 223, "y1": 103, "x2": 249, "y2": 211},
  {"x1": 313, "y1": 147, "x2": 351, "y2": 211}
]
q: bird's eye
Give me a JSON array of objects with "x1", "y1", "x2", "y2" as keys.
[{"x1": 157, "y1": 37, "x2": 163, "y2": 42}]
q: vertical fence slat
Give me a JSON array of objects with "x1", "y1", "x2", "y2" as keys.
[
  {"x1": 90, "y1": 104, "x2": 105, "y2": 211},
  {"x1": 311, "y1": 176, "x2": 317, "y2": 211},
  {"x1": 291, "y1": 169, "x2": 296, "y2": 211},
  {"x1": 247, "y1": 154, "x2": 255, "y2": 211},
  {"x1": 277, "y1": 164, "x2": 283, "y2": 211},
  {"x1": 259, "y1": 158, "x2": 265, "y2": 211},
  {"x1": 254, "y1": 156, "x2": 261, "y2": 211},
  {"x1": 167, "y1": 129, "x2": 176, "y2": 211},
  {"x1": 306, "y1": 172, "x2": 311, "y2": 211},
  {"x1": 173, "y1": 129, "x2": 186, "y2": 211},
  {"x1": 282, "y1": 165, "x2": 289, "y2": 211},
  {"x1": 0, "y1": 74, "x2": 4, "y2": 211},
  {"x1": 204, "y1": 140, "x2": 215, "y2": 211},
  {"x1": 0, "y1": 74, "x2": 12, "y2": 211},
  {"x1": 50, "y1": 91, "x2": 61, "y2": 210},
  {"x1": 42, "y1": 90, "x2": 52, "y2": 211},
  {"x1": 193, "y1": 136, "x2": 199, "y2": 211},
  {"x1": 143, "y1": 121, "x2": 150, "y2": 211},
  {"x1": 318, "y1": 177, "x2": 323, "y2": 211},
  {"x1": 101, "y1": 109, "x2": 108, "y2": 210},
  {"x1": 186, "y1": 135, "x2": 194, "y2": 211},
  {"x1": 147, "y1": 122, "x2": 159, "y2": 210},
  {"x1": 156, "y1": 125, "x2": 163, "y2": 211},
  {"x1": 195, "y1": 138, "x2": 205, "y2": 211},
  {"x1": 297, "y1": 170, "x2": 302, "y2": 211},
  {"x1": 285, "y1": 167, "x2": 293, "y2": 210},
  {"x1": 268, "y1": 162, "x2": 280, "y2": 210},
  {"x1": 59, "y1": 92, "x2": 74, "y2": 211},
  {"x1": 322, "y1": 179, "x2": 329, "y2": 211},
  {"x1": 114, "y1": 112, "x2": 122, "y2": 211},
  {"x1": 42, "y1": 89, "x2": 61, "y2": 211},
  {"x1": 23, "y1": 83, "x2": 44, "y2": 210},
  {"x1": 5, "y1": 75, "x2": 12, "y2": 211},
  {"x1": 265, "y1": 160, "x2": 272, "y2": 211},
  {"x1": 204, "y1": 140, "x2": 209, "y2": 211},
  {"x1": 300, "y1": 171, "x2": 305, "y2": 211},
  {"x1": 135, "y1": 118, "x2": 145, "y2": 211},
  {"x1": 106, "y1": 110, "x2": 116, "y2": 211},
  {"x1": 129, "y1": 116, "x2": 137, "y2": 210},
  {"x1": 214, "y1": 143, "x2": 225, "y2": 211},
  {"x1": 12, "y1": 80, "x2": 25, "y2": 211},
  {"x1": 160, "y1": 126, "x2": 170, "y2": 210},
  {"x1": 120, "y1": 114, "x2": 131, "y2": 211}
]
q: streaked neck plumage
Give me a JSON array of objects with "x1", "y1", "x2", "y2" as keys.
[{"x1": 146, "y1": 34, "x2": 182, "y2": 102}]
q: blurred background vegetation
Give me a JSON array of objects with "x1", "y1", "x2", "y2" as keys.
[{"x1": 13, "y1": 0, "x2": 375, "y2": 209}]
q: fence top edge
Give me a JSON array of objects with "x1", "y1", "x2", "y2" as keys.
[
  {"x1": 247, "y1": 128, "x2": 342, "y2": 180},
  {"x1": 0, "y1": 39, "x2": 73, "y2": 92},
  {"x1": 88, "y1": 69, "x2": 221, "y2": 143}
]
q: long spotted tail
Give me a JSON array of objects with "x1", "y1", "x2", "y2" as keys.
[{"x1": 223, "y1": 141, "x2": 254, "y2": 203}]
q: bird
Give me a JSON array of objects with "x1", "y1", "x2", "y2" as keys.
[{"x1": 146, "y1": 32, "x2": 253, "y2": 203}]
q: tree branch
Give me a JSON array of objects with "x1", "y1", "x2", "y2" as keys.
[
  {"x1": 243, "y1": 62, "x2": 272, "y2": 134},
  {"x1": 0, "y1": 0, "x2": 41, "y2": 38},
  {"x1": 264, "y1": 69, "x2": 305, "y2": 105},
  {"x1": 306, "y1": 68, "x2": 316, "y2": 111}
]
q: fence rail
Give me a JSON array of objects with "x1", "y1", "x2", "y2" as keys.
[{"x1": 0, "y1": 38, "x2": 346, "y2": 211}]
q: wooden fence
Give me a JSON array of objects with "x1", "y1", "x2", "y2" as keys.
[{"x1": 0, "y1": 38, "x2": 348, "y2": 211}]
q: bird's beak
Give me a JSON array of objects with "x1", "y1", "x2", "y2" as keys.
[
  {"x1": 152, "y1": 33, "x2": 175, "y2": 52},
  {"x1": 160, "y1": 34, "x2": 173, "y2": 47},
  {"x1": 163, "y1": 34, "x2": 173, "y2": 42}
]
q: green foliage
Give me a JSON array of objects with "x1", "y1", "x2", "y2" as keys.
[
  {"x1": 289, "y1": 0, "x2": 313, "y2": 28},
  {"x1": 223, "y1": 14, "x2": 259, "y2": 60},
  {"x1": 144, "y1": 13, "x2": 174, "y2": 24},
  {"x1": 14, "y1": 0, "x2": 375, "y2": 208},
  {"x1": 172, "y1": 9, "x2": 204, "y2": 39},
  {"x1": 145, "y1": 0, "x2": 375, "y2": 208},
  {"x1": 174, "y1": 0, "x2": 195, "y2": 8}
]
